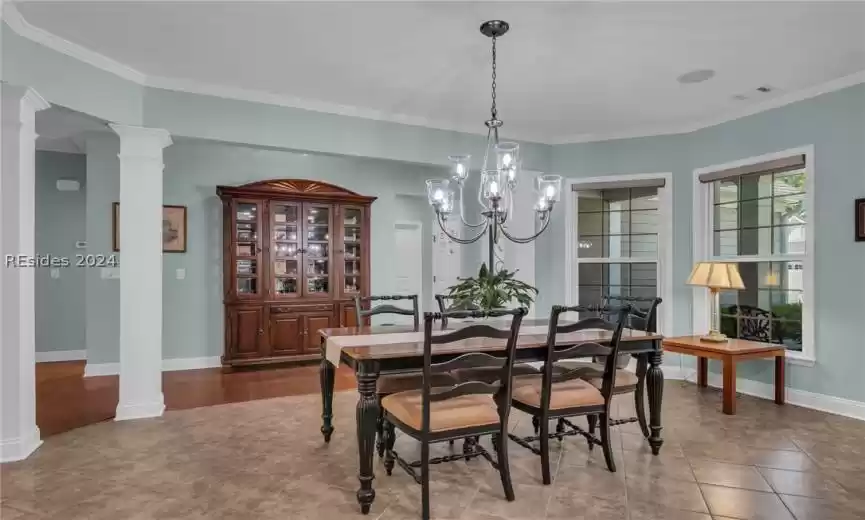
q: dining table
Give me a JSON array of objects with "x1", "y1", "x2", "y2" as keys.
[{"x1": 318, "y1": 318, "x2": 665, "y2": 514}]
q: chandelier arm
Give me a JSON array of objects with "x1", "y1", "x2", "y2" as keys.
[
  {"x1": 498, "y1": 210, "x2": 553, "y2": 244},
  {"x1": 435, "y1": 213, "x2": 490, "y2": 244},
  {"x1": 457, "y1": 184, "x2": 487, "y2": 228}
]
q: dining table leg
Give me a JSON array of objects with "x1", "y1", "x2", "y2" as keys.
[
  {"x1": 355, "y1": 360, "x2": 380, "y2": 514},
  {"x1": 319, "y1": 340, "x2": 335, "y2": 443},
  {"x1": 646, "y1": 346, "x2": 664, "y2": 456}
]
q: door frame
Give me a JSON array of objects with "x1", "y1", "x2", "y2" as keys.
[
  {"x1": 393, "y1": 220, "x2": 425, "y2": 312},
  {"x1": 563, "y1": 172, "x2": 674, "y2": 336}
]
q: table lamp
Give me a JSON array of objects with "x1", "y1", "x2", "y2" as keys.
[{"x1": 687, "y1": 261, "x2": 745, "y2": 343}]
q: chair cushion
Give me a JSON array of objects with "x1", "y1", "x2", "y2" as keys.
[
  {"x1": 381, "y1": 390, "x2": 500, "y2": 433},
  {"x1": 377, "y1": 372, "x2": 458, "y2": 395},
  {"x1": 511, "y1": 376, "x2": 604, "y2": 410},
  {"x1": 555, "y1": 361, "x2": 639, "y2": 390},
  {"x1": 453, "y1": 363, "x2": 539, "y2": 384}
]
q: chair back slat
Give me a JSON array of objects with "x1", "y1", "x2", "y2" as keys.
[
  {"x1": 602, "y1": 295, "x2": 662, "y2": 333},
  {"x1": 550, "y1": 363, "x2": 603, "y2": 385},
  {"x1": 550, "y1": 341, "x2": 612, "y2": 362},
  {"x1": 421, "y1": 308, "x2": 526, "y2": 434},
  {"x1": 355, "y1": 294, "x2": 419, "y2": 330},
  {"x1": 539, "y1": 304, "x2": 631, "y2": 411},
  {"x1": 430, "y1": 352, "x2": 504, "y2": 374},
  {"x1": 430, "y1": 323, "x2": 512, "y2": 344},
  {"x1": 429, "y1": 381, "x2": 500, "y2": 403}
]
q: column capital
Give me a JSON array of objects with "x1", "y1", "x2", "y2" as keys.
[
  {"x1": 1, "y1": 84, "x2": 50, "y2": 114},
  {"x1": 109, "y1": 124, "x2": 172, "y2": 155}
]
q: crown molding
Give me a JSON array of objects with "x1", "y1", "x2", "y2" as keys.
[
  {"x1": 6, "y1": 3, "x2": 865, "y2": 147},
  {"x1": 144, "y1": 75, "x2": 551, "y2": 144},
  {"x1": 3, "y1": 2, "x2": 146, "y2": 84}
]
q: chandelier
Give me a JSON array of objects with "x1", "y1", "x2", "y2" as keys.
[{"x1": 426, "y1": 20, "x2": 562, "y2": 270}]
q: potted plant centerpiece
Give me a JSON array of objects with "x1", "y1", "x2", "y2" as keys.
[{"x1": 446, "y1": 263, "x2": 537, "y2": 314}]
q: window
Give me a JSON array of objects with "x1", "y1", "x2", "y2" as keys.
[
  {"x1": 570, "y1": 176, "x2": 670, "y2": 328},
  {"x1": 696, "y1": 149, "x2": 812, "y2": 360}
]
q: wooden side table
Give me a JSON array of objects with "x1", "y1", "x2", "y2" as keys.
[{"x1": 662, "y1": 336, "x2": 786, "y2": 415}]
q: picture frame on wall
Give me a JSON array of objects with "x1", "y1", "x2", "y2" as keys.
[
  {"x1": 857, "y1": 198, "x2": 865, "y2": 242},
  {"x1": 113, "y1": 203, "x2": 188, "y2": 252}
]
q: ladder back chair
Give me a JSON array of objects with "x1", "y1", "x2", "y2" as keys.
[
  {"x1": 354, "y1": 294, "x2": 458, "y2": 458},
  {"x1": 381, "y1": 308, "x2": 527, "y2": 520},
  {"x1": 509, "y1": 304, "x2": 631, "y2": 484},
  {"x1": 554, "y1": 296, "x2": 662, "y2": 439}
]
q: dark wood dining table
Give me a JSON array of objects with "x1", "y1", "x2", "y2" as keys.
[{"x1": 318, "y1": 318, "x2": 665, "y2": 514}]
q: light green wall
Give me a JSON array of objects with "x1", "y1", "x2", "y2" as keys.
[
  {"x1": 2, "y1": 24, "x2": 143, "y2": 125},
  {"x1": 545, "y1": 83, "x2": 865, "y2": 402},
  {"x1": 35, "y1": 151, "x2": 87, "y2": 353},
  {"x1": 160, "y1": 140, "x2": 445, "y2": 361},
  {"x1": 84, "y1": 134, "x2": 120, "y2": 364}
]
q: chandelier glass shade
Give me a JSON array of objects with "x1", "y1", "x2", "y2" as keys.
[{"x1": 425, "y1": 20, "x2": 562, "y2": 269}]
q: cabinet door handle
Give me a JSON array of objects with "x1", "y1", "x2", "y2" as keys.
[{"x1": 257, "y1": 328, "x2": 264, "y2": 335}]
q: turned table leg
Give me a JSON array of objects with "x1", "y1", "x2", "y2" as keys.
[
  {"x1": 320, "y1": 340, "x2": 335, "y2": 443},
  {"x1": 355, "y1": 361, "x2": 380, "y2": 514},
  {"x1": 646, "y1": 347, "x2": 664, "y2": 455}
]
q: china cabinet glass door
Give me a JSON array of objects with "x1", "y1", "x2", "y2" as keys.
[
  {"x1": 270, "y1": 202, "x2": 300, "y2": 298},
  {"x1": 341, "y1": 206, "x2": 364, "y2": 297},
  {"x1": 233, "y1": 200, "x2": 262, "y2": 298},
  {"x1": 302, "y1": 203, "x2": 332, "y2": 297}
]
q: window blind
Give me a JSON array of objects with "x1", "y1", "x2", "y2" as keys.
[{"x1": 698, "y1": 154, "x2": 805, "y2": 184}]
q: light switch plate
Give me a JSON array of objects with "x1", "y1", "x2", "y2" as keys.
[
  {"x1": 50, "y1": 268, "x2": 60, "y2": 279},
  {"x1": 176, "y1": 268, "x2": 186, "y2": 280}
]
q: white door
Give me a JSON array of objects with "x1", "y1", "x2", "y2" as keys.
[
  {"x1": 393, "y1": 222, "x2": 423, "y2": 321},
  {"x1": 432, "y1": 224, "x2": 462, "y2": 305}
]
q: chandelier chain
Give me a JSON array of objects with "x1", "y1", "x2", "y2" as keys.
[{"x1": 490, "y1": 35, "x2": 497, "y2": 120}]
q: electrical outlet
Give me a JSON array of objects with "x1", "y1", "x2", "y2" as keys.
[{"x1": 176, "y1": 268, "x2": 186, "y2": 280}]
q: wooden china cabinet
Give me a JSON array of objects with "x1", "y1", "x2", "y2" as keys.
[{"x1": 217, "y1": 179, "x2": 375, "y2": 368}]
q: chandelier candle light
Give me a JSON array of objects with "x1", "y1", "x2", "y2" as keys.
[{"x1": 426, "y1": 20, "x2": 562, "y2": 270}]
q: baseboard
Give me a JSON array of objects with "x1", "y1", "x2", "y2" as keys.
[
  {"x1": 678, "y1": 369, "x2": 865, "y2": 422},
  {"x1": 115, "y1": 398, "x2": 165, "y2": 421},
  {"x1": 84, "y1": 356, "x2": 222, "y2": 377},
  {"x1": 0, "y1": 427, "x2": 42, "y2": 463},
  {"x1": 36, "y1": 350, "x2": 86, "y2": 363}
]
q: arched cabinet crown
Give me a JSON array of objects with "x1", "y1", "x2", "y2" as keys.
[{"x1": 217, "y1": 179, "x2": 375, "y2": 368}]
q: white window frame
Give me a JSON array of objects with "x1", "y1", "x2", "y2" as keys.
[
  {"x1": 564, "y1": 172, "x2": 674, "y2": 336},
  {"x1": 692, "y1": 145, "x2": 815, "y2": 366}
]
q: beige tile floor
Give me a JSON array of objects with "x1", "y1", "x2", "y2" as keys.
[{"x1": 2, "y1": 381, "x2": 865, "y2": 519}]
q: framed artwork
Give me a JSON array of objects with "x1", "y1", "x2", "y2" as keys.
[
  {"x1": 113, "y1": 203, "x2": 188, "y2": 252},
  {"x1": 857, "y1": 198, "x2": 865, "y2": 242}
]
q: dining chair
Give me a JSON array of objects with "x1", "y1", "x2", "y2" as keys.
[
  {"x1": 355, "y1": 294, "x2": 458, "y2": 458},
  {"x1": 553, "y1": 296, "x2": 662, "y2": 440},
  {"x1": 435, "y1": 293, "x2": 540, "y2": 385},
  {"x1": 381, "y1": 308, "x2": 527, "y2": 520},
  {"x1": 508, "y1": 304, "x2": 630, "y2": 484}
]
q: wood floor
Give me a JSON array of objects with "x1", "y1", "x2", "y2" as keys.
[{"x1": 36, "y1": 361, "x2": 357, "y2": 437}]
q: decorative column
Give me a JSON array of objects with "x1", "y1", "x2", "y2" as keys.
[
  {"x1": 109, "y1": 124, "x2": 172, "y2": 421},
  {"x1": 0, "y1": 85, "x2": 50, "y2": 462}
]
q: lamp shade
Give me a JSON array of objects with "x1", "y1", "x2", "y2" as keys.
[{"x1": 687, "y1": 262, "x2": 745, "y2": 290}]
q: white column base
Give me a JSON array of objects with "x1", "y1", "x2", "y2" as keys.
[
  {"x1": 115, "y1": 397, "x2": 165, "y2": 421},
  {"x1": 0, "y1": 427, "x2": 42, "y2": 463}
]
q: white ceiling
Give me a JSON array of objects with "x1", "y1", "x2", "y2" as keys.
[{"x1": 15, "y1": 1, "x2": 865, "y2": 143}]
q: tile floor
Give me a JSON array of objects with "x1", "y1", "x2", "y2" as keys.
[{"x1": 3, "y1": 381, "x2": 865, "y2": 519}]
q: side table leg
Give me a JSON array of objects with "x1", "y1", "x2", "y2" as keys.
[
  {"x1": 774, "y1": 354, "x2": 786, "y2": 405},
  {"x1": 646, "y1": 347, "x2": 664, "y2": 455},
  {"x1": 320, "y1": 340, "x2": 335, "y2": 443},
  {"x1": 722, "y1": 355, "x2": 736, "y2": 415},
  {"x1": 697, "y1": 357, "x2": 708, "y2": 388},
  {"x1": 356, "y1": 361, "x2": 380, "y2": 514}
]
